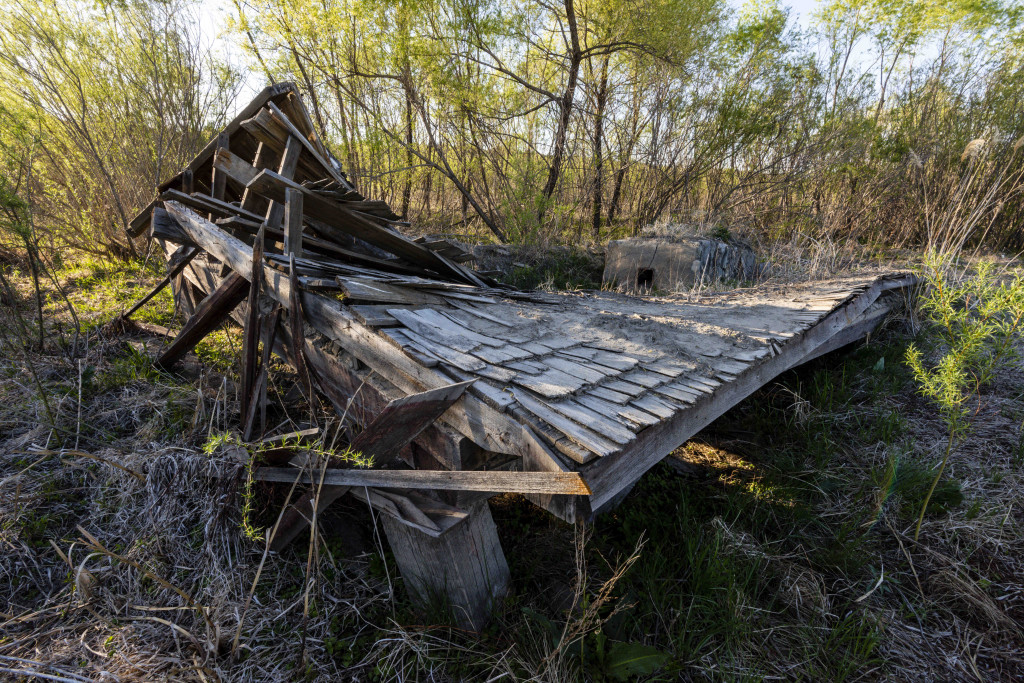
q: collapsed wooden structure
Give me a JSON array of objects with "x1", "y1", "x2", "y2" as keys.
[{"x1": 126, "y1": 83, "x2": 915, "y2": 629}]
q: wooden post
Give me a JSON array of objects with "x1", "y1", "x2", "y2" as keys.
[
  {"x1": 240, "y1": 142, "x2": 269, "y2": 214},
  {"x1": 284, "y1": 187, "x2": 303, "y2": 257},
  {"x1": 266, "y1": 136, "x2": 302, "y2": 229},
  {"x1": 211, "y1": 133, "x2": 229, "y2": 202},
  {"x1": 156, "y1": 271, "x2": 249, "y2": 369},
  {"x1": 380, "y1": 498, "x2": 509, "y2": 631}
]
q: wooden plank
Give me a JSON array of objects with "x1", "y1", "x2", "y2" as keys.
[
  {"x1": 269, "y1": 381, "x2": 476, "y2": 550},
  {"x1": 122, "y1": 245, "x2": 198, "y2": 319},
  {"x1": 577, "y1": 394, "x2": 660, "y2": 428},
  {"x1": 284, "y1": 187, "x2": 303, "y2": 257},
  {"x1": 265, "y1": 136, "x2": 302, "y2": 229},
  {"x1": 653, "y1": 384, "x2": 699, "y2": 404},
  {"x1": 160, "y1": 189, "x2": 265, "y2": 224},
  {"x1": 247, "y1": 169, "x2": 475, "y2": 283},
  {"x1": 520, "y1": 341, "x2": 554, "y2": 355},
  {"x1": 642, "y1": 359, "x2": 689, "y2": 377},
  {"x1": 630, "y1": 394, "x2": 678, "y2": 419},
  {"x1": 415, "y1": 308, "x2": 506, "y2": 347},
  {"x1": 386, "y1": 308, "x2": 479, "y2": 353},
  {"x1": 600, "y1": 380, "x2": 646, "y2": 397},
  {"x1": 512, "y1": 367, "x2": 586, "y2": 399},
  {"x1": 475, "y1": 364, "x2": 517, "y2": 383},
  {"x1": 447, "y1": 299, "x2": 516, "y2": 328},
  {"x1": 155, "y1": 271, "x2": 248, "y2": 368},
  {"x1": 589, "y1": 386, "x2": 632, "y2": 404},
  {"x1": 546, "y1": 398, "x2": 637, "y2": 445},
  {"x1": 350, "y1": 305, "x2": 400, "y2": 327},
  {"x1": 397, "y1": 327, "x2": 488, "y2": 372},
  {"x1": 240, "y1": 224, "x2": 265, "y2": 433},
  {"x1": 211, "y1": 132, "x2": 229, "y2": 201},
  {"x1": 257, "y1": 466, "x2": 590, "y2": 495},
  {"x1": 543, "y1": 355, "x2": 611, "y2": 384},
  {"x1": 383, "y1": 329, "x2": 442, "y2": 367},
  {"x1": 472, "y1": 344, "x2": 533, "y2": 364},
  {"x1": 617, "y1": 371, "x2": 665, "y2": 389},
  {"x1": 337, "y1": 278, "x2": 446, "y2": 306},
  {"x1": 212, "y1": 148, "x2": 260, "y2": 187},
  {"x1": 513, "y1": 390, "x2": 618, "y2": 458},
  {"x1": 508, "y1": 359, "x2": 548, "y2": 374}
]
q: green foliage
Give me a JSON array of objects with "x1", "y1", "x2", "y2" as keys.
[{"x1": 905, "y1": 254, "x2": 1024, "y2": 539}]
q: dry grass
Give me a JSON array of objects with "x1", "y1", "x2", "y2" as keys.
[{"x1": 2, "y1": 252, "x2": 1024, "y2": 681}]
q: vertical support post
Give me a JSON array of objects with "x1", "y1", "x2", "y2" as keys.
[
  {"x1": 241, "y1": 142, "x2": 269, "y2": 214},
  {"x1": 284, "y1": 187, "x2": 304, "y2": 258},
  {"x1": 266, "y1": 136, "x2": 302, "y2": 229},
  {"x1": 211, "y1": 134, "x2": 231, "y2": 275},
  {"x1": 211, "y1": 133, "x2": 229, "y2": 201},
  {"x1": 379, "y1": 499, "x2": 509, "y2": 631}
]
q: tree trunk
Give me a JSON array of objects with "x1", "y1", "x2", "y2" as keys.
[
  {"x1": 591, "y1": 55, "x2": 610, "y2": 241},
  {"x1": 538, "y1": 0, "x2": 582, "y2": 223},
  {"x1": 401, "y1": 87, "x2": 414, "y2": 218}
]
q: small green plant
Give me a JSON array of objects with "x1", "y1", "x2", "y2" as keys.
[{"x1": 905, "y1": 254, "x2": 1024, "y2": 540}]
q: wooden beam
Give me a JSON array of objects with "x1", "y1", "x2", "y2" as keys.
[
  {"x1": 245, "y1": 169, "x2": 477, "y2": 284},
  {"x1": 268, "y1": 381, "x2": 476, "y2": 551},
  {"x1": 122, "y1": 244, "x2": 198, "y2": 319},
  {"x1": 211, "y1": 133, "x2": 230, "y2": 202},
  {"x1": 284, "y1": 187, "x2": 303, "y2": 258},
  {"x1": 265, "y1": 136, "x2": 302, "y2": 229},
  {"x1": 381, "y1": 498, "x2": 508, "y2": 631},
  {"x1": 155, "y1": 271, "x2": 249, "y2": 369},
  {"x1": 256, "y1": 466, "x2": 591, "y2": 495}
]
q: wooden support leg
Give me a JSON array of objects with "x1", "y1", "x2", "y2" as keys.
[
  {"x1": 156, "y1": 271, "x2": 249, "y2": 369},
  {"x1": 380, "y1": 498, "x2": 509, "y2": 631}
]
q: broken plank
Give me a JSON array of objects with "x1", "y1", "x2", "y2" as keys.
[
  {"x1": 546, "y1": 398, "x2": 637, "y2": 445},
  {"x1": 337, "y1": 278, "x2": 446, "y2": 306},
  {"x1": 631, "y1": 394, "x2": 678, "y2": 420},
  {"x1": 513, "y1": 391, "x2": 618, "y2": 458},
  {"x1": 397, "y1": 327, "x2": 487, "y2": 373},
  {"x1": 155, "y1": 271, "x2": 248, "y2": 368},
  {"x1": 544, "y1": 355, "x2": 613, "y2": 384},
  {"x1": 576, "y1": 394, "x2": 660, "y2": 428},
  {"x1": 269, "y1": 381, "x2": 475, "y2": 550},
  {"x1": 512, "y1": 367, "x2": 586, "y2": 399}
]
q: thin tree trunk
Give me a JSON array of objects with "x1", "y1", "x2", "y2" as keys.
[
  {"x1": 538, "y1": 0, "x2": 582, "y2": 222},
  {"x1": 401, "y1": 87, "x2": 414, "y2": 218},
  {"x1": 591, "y1": 55, "x2": 609, "y2": 240}
]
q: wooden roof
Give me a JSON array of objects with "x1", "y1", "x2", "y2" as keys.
[{"x1": 134, "y1": 85, "x2": 914, "y2": 522}]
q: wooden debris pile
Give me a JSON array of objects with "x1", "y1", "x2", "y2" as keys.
[{"x1": 123, "y1": 82, "x2": 916, "y2": 630}]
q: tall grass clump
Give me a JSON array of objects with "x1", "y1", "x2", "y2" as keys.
[{"x1": 906, "y1": 254, "x2": 1024, "y2": 540}]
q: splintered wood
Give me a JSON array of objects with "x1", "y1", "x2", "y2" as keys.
[{"x1": 124, "y1": 81, "x2": 915, "y2": 629}]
